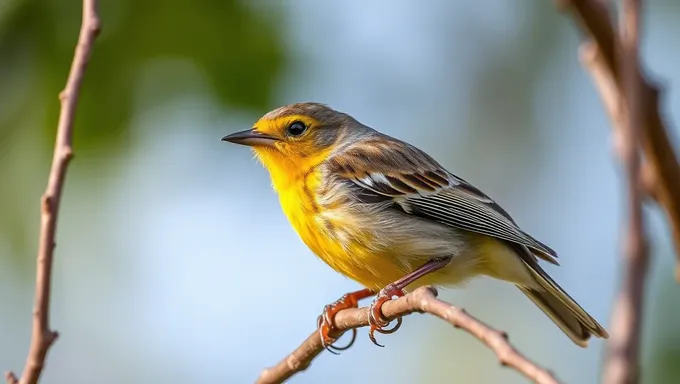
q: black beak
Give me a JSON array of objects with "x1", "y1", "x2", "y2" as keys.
[{"x1": 221, "y1": 129, "x2": 279, "y2": 147}]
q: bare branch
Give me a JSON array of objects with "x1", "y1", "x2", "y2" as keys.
[
  {"x1": 601, "y1": 0, "x2": 649, "y2": 382},
  {"x1": 4, "y1": 1, "x2": 100, "y2": 383},
  {"x1": 257, "y1": 287, "x2": 561, "y2": 384},
  {"x1": 566, "y1": 0, "x2": 652, "y2": 382},
  {"x1": 558, "y1": 0, "x2": 680, "y2": 279}
]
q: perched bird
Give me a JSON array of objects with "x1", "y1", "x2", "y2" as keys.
[{"x1": 222, "y1": 102, "x2": 609, "y2": 350}]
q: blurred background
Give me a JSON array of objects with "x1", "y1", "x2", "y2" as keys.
[{"x1": 1, "y1": 0, "x2": 679, "y2": 383}]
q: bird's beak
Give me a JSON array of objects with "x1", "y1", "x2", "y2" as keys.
[{"x1": 221, "y1": 129, "x2": 279, "y2": 147}]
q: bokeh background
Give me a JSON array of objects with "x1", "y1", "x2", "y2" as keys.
[{"x1": 1, "y1": 1, "x2": 679, "y2": 383}]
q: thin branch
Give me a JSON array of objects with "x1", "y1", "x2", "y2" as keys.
[
  {"x1": 257, "y1": 287, "x2": 561, "y2": 384},
  {"x1": 570, "y1": 1, "x2": 651, "y2": 383},
  {"x1": 4, "y1": 1, "x2": 100, "y2": 384},
  {"x1": 580, "y1": 42, "x2": 658, "y2": 200},
  {"x1": 601, "y1": 0, "x2": 649, "y2": 382},
  {"x1": 558, "y1": 0, "x2": 680, "y2": 279}
]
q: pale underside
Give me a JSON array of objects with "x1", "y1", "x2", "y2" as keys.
[{"x1": 310, "y1": 197, "x2": 537, "y2": 292}]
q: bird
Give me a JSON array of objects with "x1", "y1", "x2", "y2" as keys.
[{"x1": 221, "y1": 102, "x2": 609, "y2": 350}]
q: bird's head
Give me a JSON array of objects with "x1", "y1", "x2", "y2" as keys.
[{"x1": 222, "y1": 102, "x2": 363, "y2": 186}]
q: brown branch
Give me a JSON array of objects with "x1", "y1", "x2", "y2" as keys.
[
  {"x1": 558, "y1": 0, "x2": 680, "y2": 279},
  {"x1": 256, "y1": 286, "x2": 561, "y2": 384},
  {"x1": 4, "y1": 1, "x2": 100, "y2": 384},
  {"x1": 580, "y1": 41, "x2": 657, "y2": 199},
  {"x1": 579, "y1": 42, "x2": 624, "y2": 156},
  {"x1": 602, "y1": 1, "x2": 649, "y2": 382},
  {"x1": 566, "y1": 0, "x2": 652, "y2": 382}
]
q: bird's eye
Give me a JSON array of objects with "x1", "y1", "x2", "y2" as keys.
[{"x1": 287, "y1": 121, "x2": 307, "y2": 137}]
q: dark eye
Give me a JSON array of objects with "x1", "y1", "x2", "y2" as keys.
[{"x1": 287, "y1": 121, "x2": 307, "y2": 137}]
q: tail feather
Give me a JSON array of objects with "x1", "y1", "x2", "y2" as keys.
[{"x1": 519, "y1": 257, "x2": 609, "y2": 347}]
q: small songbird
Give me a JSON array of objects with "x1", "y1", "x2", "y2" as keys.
[{"x1": 222, "y1": 102, "x2": 608, "y2": 349}]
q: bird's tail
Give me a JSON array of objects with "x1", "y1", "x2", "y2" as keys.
[{"x1": 518, "y1": 258, "x2": 609, "y2": 347}]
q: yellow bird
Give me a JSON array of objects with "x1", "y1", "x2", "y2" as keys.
[{"x1": 222, "y1": 102, "x2": 608, "y2": 349}]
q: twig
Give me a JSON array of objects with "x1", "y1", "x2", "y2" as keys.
[
  {"x1": 568, "y1": 1, "x2": 651, "y2": 383},
  {"x1": 601, "y1": 1, "x2": 649, "y2": 383},
  {"x1": 558, "y1": 0, "x2": 680, "y2": 279},
  {"x1": 4, "y1": 1, "x2": 100, "y2": 384},
  {"x1": 256, "y1": 286, "x2": 561, "y2": 384}
]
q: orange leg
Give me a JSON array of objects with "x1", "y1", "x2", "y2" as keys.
[
  {"x1": 368, "y1": 256, "x2": 452, "y2": 347},
  {"x1": 318, "y1": 288, "x2": 376, "y2": 353}
]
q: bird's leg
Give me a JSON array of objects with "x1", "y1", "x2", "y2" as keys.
[
  {"x1": 317, "y1": 288, "x2": 377, "y2": 354},
  {"x1": 368, "y1": 256, "x2": 453, "y2": 346}
]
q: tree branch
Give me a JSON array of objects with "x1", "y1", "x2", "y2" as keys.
[
  {"x1": 256, "y1": 286, "x2": 561, "y2": 384},
  {"x1": 602, "y1": 1, "x2": 649, "y2": 382},
  {"x1": 561, "y1": 0, "x2": 653, "y2": 382},
  {"x1": 4, "y1": 1, "x2": 100, "y2": 384},
  {"x1": 557, "y1": 0, "x2": 680, "y2": 279}
]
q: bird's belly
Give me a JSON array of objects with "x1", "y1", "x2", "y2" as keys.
[
  {"x1": 292, "y1": 214, "x2": 408, "y2": 290},
  {"x1": 287, "y1": 203, "x2": 483, "y2": 291}
]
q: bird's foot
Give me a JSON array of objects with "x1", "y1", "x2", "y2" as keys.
[
  {"x1": 368, "y1": 283, "x2": 406, "y2": 347},
  {"x1": 317, "y1": 288, "x2": 375, "y2": 354}
]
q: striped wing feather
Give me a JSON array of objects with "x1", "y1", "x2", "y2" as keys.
[{"x1": 327, "y1": 135, "x2": 558, "y2": 264}]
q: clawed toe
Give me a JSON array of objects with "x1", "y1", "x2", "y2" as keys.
[
  {"x1": 367, "y1": 284, "x2": 406, "y2": 347},
  {"x1": 315, "y1": 285, "x2": 406, "y2": 350},
  {"x1": 318, "y1": 307, "x2": 356, "y2": 354},
  {"x1": 316, "y1": 288, "x2": 375, "y2": 354}
]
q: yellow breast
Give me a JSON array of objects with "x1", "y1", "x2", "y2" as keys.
[
  {"x1": 277, "y1": 170, "x2": 327, "y2": 256},
  {"x1": 275, "y1": 169, "x2": 408, "y2": 290},
  {"x1": 252, "y1": 141, "x2": 410, "y2": 289}
]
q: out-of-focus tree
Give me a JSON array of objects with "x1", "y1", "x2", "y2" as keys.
[{"x1": 0, "y1": 0, "x2": 287, "y2": 263}]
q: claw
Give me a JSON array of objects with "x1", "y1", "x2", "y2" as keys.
[
  {"x1": 367, "y1": 284, "x2": 406, "y2": 347},
  {"x1": 317, "y1": 288, "x2": 376, "y2": 353},
  {"x1": 318, "y1": 314, "x2": 356, "y2": 354}
]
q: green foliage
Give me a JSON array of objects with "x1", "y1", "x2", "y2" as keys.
[
  {"x1": 1, "y1": 0, "x2": 285, "y2": 152},
  {"x1": 0, "y1": 0, "x2": 286, "y2": 261}
]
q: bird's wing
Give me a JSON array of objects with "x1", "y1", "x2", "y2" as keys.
[{"x1": 327, "y1": 135, "x2": 558, "y2": 264}]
